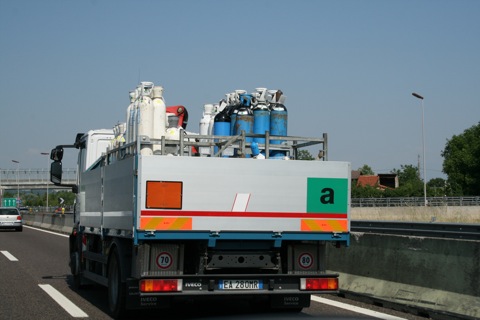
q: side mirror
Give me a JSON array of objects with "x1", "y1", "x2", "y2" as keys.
[
  {"x1": 50, "y1": 146, "x2": 64, "y2": 161},
  {"x1": 50, "y1": 161, "x2": 63, "y2": 184}
]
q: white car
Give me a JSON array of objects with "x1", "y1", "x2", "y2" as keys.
[{"x1": 0, "y1": 207, "x2": 23, "y2": 232}]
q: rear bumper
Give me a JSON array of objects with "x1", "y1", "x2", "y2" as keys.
[
  {"x1": 0, "y1": 221, "x2": 23, "y2": 229},
  {"x1": 125, "y1": 273, "x2": 339, "y2": 310}
]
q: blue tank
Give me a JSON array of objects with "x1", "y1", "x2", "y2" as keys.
[
  {"x1": 213, "y1": 111, "x2": 231, "y2": 157},
  {"x1": 229, "y1": 108, "x2": 238, "y2": 135},
  {"x1": 270, "y1": 103, "x2": 288, "y2": 158},
  {"x1": 235, "y1": 106, "x2": 254, "y2": 157},
  {"x1": 253, "y1": 104, "x2": 270, "y2": 144}
]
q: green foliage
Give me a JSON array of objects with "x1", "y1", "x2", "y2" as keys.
[
  {"x1": 351, "y1": 184, "x2": 382, "y2": 198},
  {"x1": 390, "y1": 164, "x2": 424, "y2": 197},
  {"x1": 353, "y1": 164, "x2": 425, "y2": 198},
  {"x1": 296, "y1": 150, "x2": 315, "y2": 160},
  {"x1": 441, "y1": 122, "x2": 480, "y2": 196},
  {"x1": 358, "y1": 164, "x2": 374, "y2": 175},
  {"x1": 427, "y1": 178, "x2": 447, "y2": 197}
]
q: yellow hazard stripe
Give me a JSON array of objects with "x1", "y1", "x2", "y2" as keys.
[
  {"x1": 140, "y1": 217, "x2": 192, "y2": 230},
  {"x1": 301, "y1": 219, "x2": 348, "y2": 232}
]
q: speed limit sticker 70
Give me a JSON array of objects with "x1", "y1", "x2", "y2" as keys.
[
  {"x1": 298, "y1": 253, "x2": 313, "y2": 269},
  {"x1": 156, "y1": 252, "x2": 173, "y2": 269}
]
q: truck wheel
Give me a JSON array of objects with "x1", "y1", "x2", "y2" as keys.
[{"x1": 108, "y1": 248, "x2": 126, "y2": 319}]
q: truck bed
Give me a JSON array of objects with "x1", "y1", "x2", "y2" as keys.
[{"x1": 78, "y1": 155, "x2": 350, "y2": 244}]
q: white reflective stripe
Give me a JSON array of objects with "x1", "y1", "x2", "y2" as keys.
[
  {"x1": 231, "y1": 193, "x2": 250, "y2": 212},
  {"x1": 1, "y1": 250, "x2": 18, "y2": 261},
  {"x1": 39, "y1": 284, "x2": 88, "y2": 318},
  {"x1": 312, "y1": 296, "x2": 407, "y2": 320}
]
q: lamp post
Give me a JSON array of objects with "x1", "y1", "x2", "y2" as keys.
[
  {"x1": 11, "y1": 160, "x2": 20, "y2": 207},
  {"x1": 412, "y1": 92, "x2": 427, "y2": 206},
  {"x1": 41, "y1": 152, "x2": 49, "y2": 212}
]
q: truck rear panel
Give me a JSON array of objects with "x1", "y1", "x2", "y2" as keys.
[{"x1": 137, "y1": 156, "x2": 350, "y2": 238}]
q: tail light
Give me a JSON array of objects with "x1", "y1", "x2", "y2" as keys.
[
  {"x1": 140, "y1": 279, "x2": 182, "y2": 292},
  {"x1": 300, "y1": 278, "x2": 338, "y2": 291},
  {"x1": 17, "y1": 216, "x2": 22, "y2": 221}
]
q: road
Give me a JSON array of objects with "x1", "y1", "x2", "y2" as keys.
[{"x1": 0, "y1": 226, "x2": 426, "y2": 320}]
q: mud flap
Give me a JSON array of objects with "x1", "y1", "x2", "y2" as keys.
[{"x1": 270, "y1": 294, "x2": 311, "y2": 309}]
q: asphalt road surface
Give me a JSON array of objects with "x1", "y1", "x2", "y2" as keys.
[{"x1": 0, "y1": 226, "x2": 427, "y2": 320}]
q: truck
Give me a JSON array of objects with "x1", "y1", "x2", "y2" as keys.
[{"x1": 50, "y1": 82, "x2": 350, "y2": 318}]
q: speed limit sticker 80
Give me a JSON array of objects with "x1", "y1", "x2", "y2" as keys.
[
  {"x1": 298, "y1": 253, "x2": 313, "y2": 269},
  {"x1": 156, "y1": 252, "x2": 173, "y2": 269}
]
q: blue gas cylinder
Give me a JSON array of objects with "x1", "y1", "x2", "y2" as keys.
[
  {"x1": 235, "y1": 107, "x2": 253, "y2": 141},
  {"x1": 229, "y1": 107, "x2": 238, "y2": 135},
  {"x1": 253, "y1": 104, "x2": 270, "y2": 144},
  {"x1": 235, "y1": 106, "x2": 254, "y2": 157},
  {"x1": 213, "y1": 111, "x2": 231, "y2": 156},
  {"x1": 270, "y1": 103, "x2": 288, "y2": 158}
]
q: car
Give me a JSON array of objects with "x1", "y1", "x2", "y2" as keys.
[
  {"x1": 0, "y1": 207, "x2": 23, "y2": 232},
  {"x1": 18, "y1": 207, "x2": 30, "y2": 214}
]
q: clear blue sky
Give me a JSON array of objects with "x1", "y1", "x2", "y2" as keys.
[{"x1": 1, "y1": 0, "x2": 479, "y2": 181}]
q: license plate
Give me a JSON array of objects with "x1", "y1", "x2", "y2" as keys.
[
  {"x1": 1, "y1": 222, "x2": 13, "y2": 226},
  {"x1": 219, "y1": 280, "x2": 263, "y2": 290}
]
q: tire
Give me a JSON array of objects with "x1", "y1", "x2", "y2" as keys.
[
  {"x1": 16, "y1": 227, "x2": 23, "y2": 232},
  {"x1": 70, "y1": 252, "x2": 84, "y2": 289},
  {"x1": 108, "y1": 247, "x2": 127, "y2": 319}
]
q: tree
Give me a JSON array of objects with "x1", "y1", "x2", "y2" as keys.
[
  {"x1": 390, "y1": 164, "x2": 423, "y2": 197},
  {"x1": 358, "y1": 164, "x2": 374, "y2": 175},
  {"x1": 427, "y1": 177, "x2": 446, "y2": 197},
  {"x1": 296, "y1": 150, "x2": 314, "y2": 160},
  {"x1": 441, "y1": 122, "x2": 480, "y2": 196}
]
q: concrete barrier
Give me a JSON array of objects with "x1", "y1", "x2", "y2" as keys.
[
  {"x1": 352, "y1": 206, "x2": 480, "y2": 223},
  {"x1": 327, "y1": 232, "x2": 480, "y2": 319},
  {"x1": 23, "y1": 212, "x2": 73, "y2": 234}
]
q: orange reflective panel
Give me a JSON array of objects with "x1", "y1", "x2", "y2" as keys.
[{"x1": 146, "y1": 181, "x2": 182, "y2": 209}]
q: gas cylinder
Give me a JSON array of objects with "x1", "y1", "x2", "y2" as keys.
[
  {"x1": 235, "y1": 106, "x2": 254, "y2": 157},
  {"x1": 270, "y1": 102, "x2": 288, "y2": 158},
  {"x1": 152, "y1": 86, "x2": 166, "y2": 153},
  {"x1": 125, "y1": 90, "x2": 136, "y2": 145},
  {"x1": 253, "y1": 88, "x2": 270, "y2": 144},
  {"x1": 229, "y1": 107, "x2": 239, "y2": 135},
  {"x1": 199, "y1": 104, "x2": 214, "y2": 156},
  {"x1": 200, "y1": 104, "x2": 214, "y2": 136},
  {"x1": 229, "y1": 90, "x2": 246, "y2": 135},
  {"x1": 137, "y1": 82, "x2": 154, "y2": 156},
  {"x1": 213, "y1": 110, "x2": 231, "y2": 156},
  {"x1": 235, "y1": 106, "x2": 253, "y2": 140}
]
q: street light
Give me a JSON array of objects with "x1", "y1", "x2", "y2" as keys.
[
  {"x1": 41, "y1": 152, "x2": 50, "y2": 212},
  {"x1": 412, "y1": 92, "x2": 427, "y2": 206},
  {"x1": 11, "y1": 160, "x2": 20, "y2": 207}
]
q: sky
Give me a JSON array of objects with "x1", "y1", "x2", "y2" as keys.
[{"x1": 1, "y1": 0, "x2": 479, "y2": 181}]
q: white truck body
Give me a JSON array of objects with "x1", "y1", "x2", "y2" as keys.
[{"x1": 79, "y1": 155, "x2": 349, "y2": 236}]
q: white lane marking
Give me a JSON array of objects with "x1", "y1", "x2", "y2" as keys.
[
  {"x1": 312, "y1": 296, "x2": 407, "y2": 320},
  {"x1": 1, "y1": 250, "x2": 19, "y2": 261},
  {"x1": 24, "y1": 225, "x2": 69, "y2": 238},
  {"x1": 39, "y1": 284, "x2": 88, "y2": 318}
]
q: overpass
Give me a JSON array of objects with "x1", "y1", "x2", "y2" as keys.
[{"x1": 0, "y1": 168, "x2": 77, "y2": 192}]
